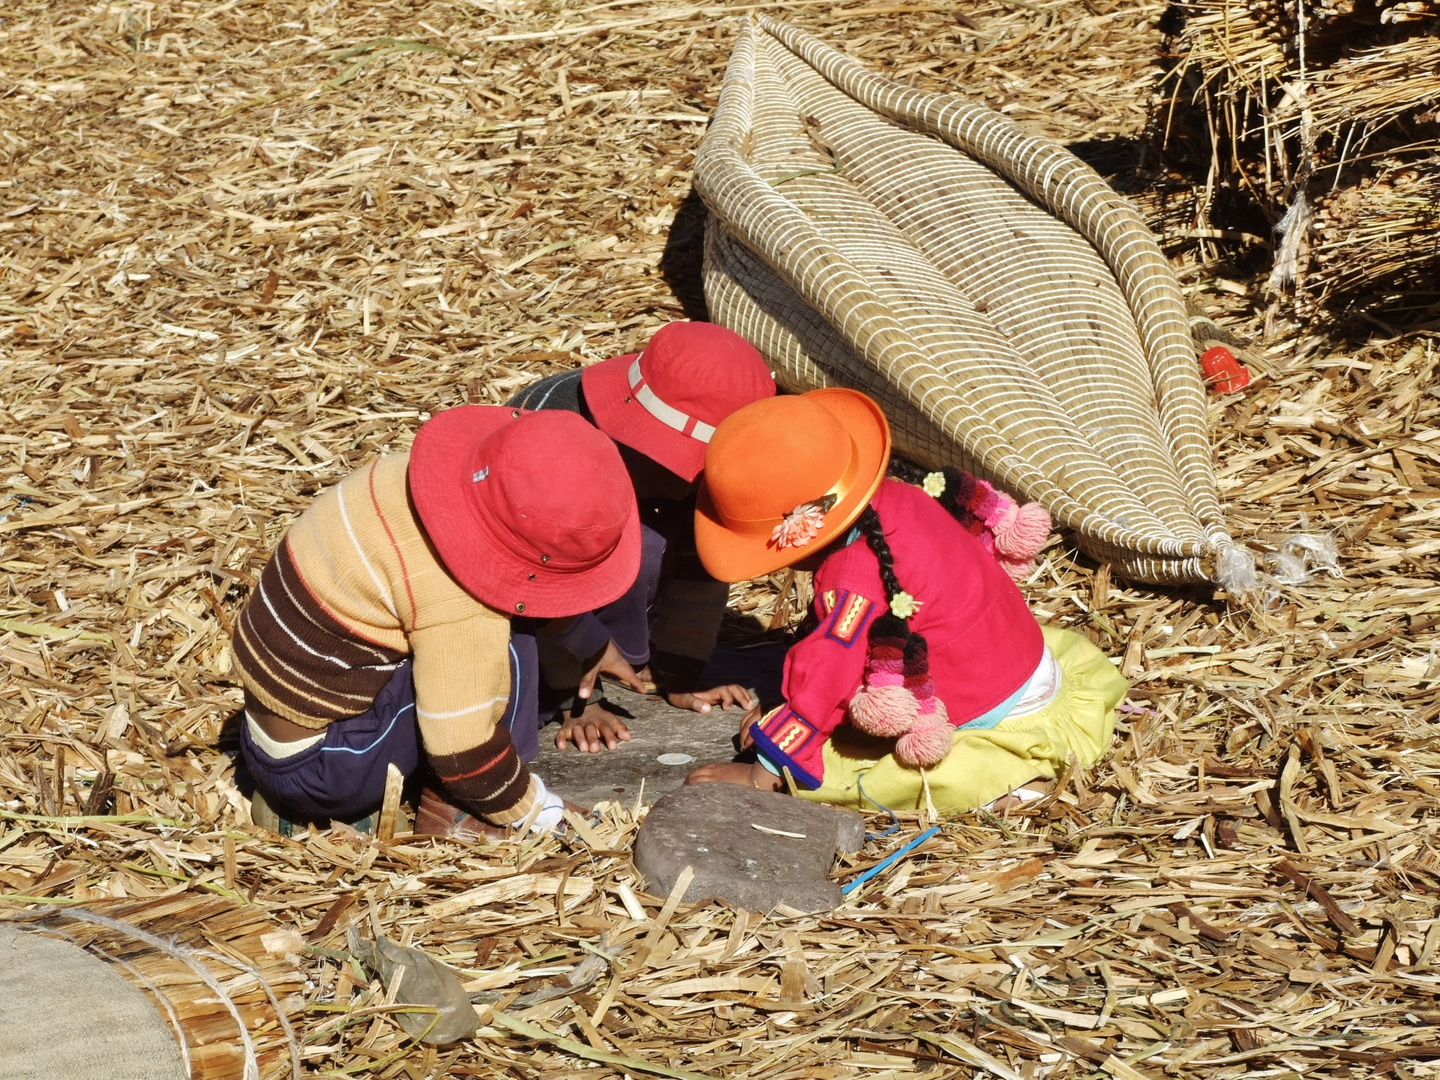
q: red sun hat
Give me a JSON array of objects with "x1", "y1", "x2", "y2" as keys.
[
  {"x1": 695, "y1": 389, "x2": 892, "y2": 583},
  {"x1": 409, "y1": 406, "x2": 641, "y2": 618},
  {"x1": 581, "y1": 321, "x2": 776, "y2": 482}
]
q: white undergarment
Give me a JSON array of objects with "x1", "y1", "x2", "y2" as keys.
[
  {"x1": 1008, "y1": 646, "x2": 1061, "y2": 717},
  {"x1": 245, "y1": 712, "x2": 324, "y2": 759}
]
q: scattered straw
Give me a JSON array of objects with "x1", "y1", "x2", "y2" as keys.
[{"x1": 2, "y1": 1, "x2": 1439, "y2": 1078}]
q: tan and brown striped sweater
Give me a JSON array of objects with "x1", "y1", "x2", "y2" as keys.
[{"x1": 232, "y1": 453, "x2": 541, "y2": 826}]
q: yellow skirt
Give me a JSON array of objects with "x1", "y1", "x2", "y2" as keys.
[{"x1": 795, "y1": 626, "x2": 1126, "y2": 812}]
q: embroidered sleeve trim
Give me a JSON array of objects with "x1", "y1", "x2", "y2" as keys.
[
  {"x1": 750, "y1": 706, "x2": 823, "y2": 790},
  {"x1": 823, "y1": 590, "x2": 877, "y2": 648}
]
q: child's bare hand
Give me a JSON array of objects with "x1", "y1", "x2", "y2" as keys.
[
  {"x1": 555, "y1": 702, "x2": 632, "y2": 753},
  {"x1": 685, "y1": 761, "x2": 783, "y2": 790},
  {"x1": 578, "y1": 640, "x2": 652, "y2": 701},
  {"x1": 666, "y1": 684, "x2": 756, "y2": 715},
  {"x1": 738, "y1": 705, "x2": 762, "y2": 749}
]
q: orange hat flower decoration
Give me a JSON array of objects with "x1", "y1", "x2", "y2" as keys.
[{"x1": 771, "y1": 493, "x2": 838, "y2": 550}]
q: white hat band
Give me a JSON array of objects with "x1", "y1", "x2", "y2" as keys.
[{"x1": 629, "y1": 356, "x2": 715, "y2": 443}]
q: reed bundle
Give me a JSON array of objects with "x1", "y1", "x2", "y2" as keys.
[
  {"x1": 1309, "y1": 159, "x2": 1440, "y2": 315},
  {"x1": 1159, "y1": 0, "x2": 1440, "y2": 318},
  {"x1": 1, "y1": 897, "x2": 304, "y2": 1080},
  {"x1": 696, "y1": 16, "x2": 1240, "y2": 586}
]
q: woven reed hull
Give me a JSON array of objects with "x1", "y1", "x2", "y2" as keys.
[
  {"x1": 3, "y1": 897, "x2": 306, "y2": 1080},
  {"x1": 695, "y1": 17, "x2": 1236, "y2": 585}
]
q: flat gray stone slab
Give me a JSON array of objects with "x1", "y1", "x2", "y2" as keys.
[
  {"x1": 532, "y1": 683, "x2": 746, "y2": 807},
  {"x1": 634, "y1": 782, "x2": 865, "y2": 912},
  {"x1": 531, "y1": 641, "x2": 788, "y2": 808}
]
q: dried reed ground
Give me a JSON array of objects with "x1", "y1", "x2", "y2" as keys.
[{"x1": 2, "y1": 1, "x2": 1440, "y2": 1078}]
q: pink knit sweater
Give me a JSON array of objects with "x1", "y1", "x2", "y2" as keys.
[{"x1": 751, "y1": 480, "x2": 1044, "y2": 789}]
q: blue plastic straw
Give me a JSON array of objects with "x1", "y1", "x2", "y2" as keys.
[{"x1": 841, "y1": 826, "x2": 941, "y2": 897}]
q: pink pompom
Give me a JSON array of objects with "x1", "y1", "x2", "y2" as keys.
[
  {"x1": 996, "y1": 554, "x2": 1036, "y2": 582},
  {"x1": 895, "y1": 710, "x2": 954, "y2": 768},
  {"x1": 991, "y1": 500, "x2": 1051, "y2": 560},
  {"x1": 973, "y1": 485, "x2": 1003, "y2": 525},
  {"x1": 849, "y1": 684, "x2": 918, "y2": 737}
]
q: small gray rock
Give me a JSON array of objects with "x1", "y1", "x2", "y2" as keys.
[
  {"x1": 634, "y1": 783, "x2": 865, "y2": 912},
  {"x1": 347, "y1": 929, "x2": 478, "y2": 1045}
]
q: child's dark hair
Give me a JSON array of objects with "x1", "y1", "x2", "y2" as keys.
[
  {"x1": 847, "y1": 487, "x2": 954, "y2": 767},
  {"x1": 887, "y1": 459, "x2": 992, "y2": 543},
  {"x1": 854, "y1": 504, "x2": 905, "y2": 605}
]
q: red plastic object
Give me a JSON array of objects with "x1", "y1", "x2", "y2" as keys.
[{"x1": 1199, "y1": 345, "x2": 1251, "y2": 393}]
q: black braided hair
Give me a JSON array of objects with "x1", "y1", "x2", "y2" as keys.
[
  {"x1": 855, "y1": 505, "x2": 905, "y2": 604},
  {"x1": 857, "y1": 501, "x2": 934, "y2": 660},
  {"x1": 885, "y1": 457, "x2": 928, "y2": 487},
  {"x1": 885, "y1": 457, "x2": 988, "y2": 539},
  {"x1": 853, "y1": 501, "x2": 936, "y2": 735}
]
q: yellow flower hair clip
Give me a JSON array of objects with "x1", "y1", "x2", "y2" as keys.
[{"x1": 889, "y1": 591, "x2": 922, "y2": 619}]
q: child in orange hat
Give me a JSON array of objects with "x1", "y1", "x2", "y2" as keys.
[
  {"x1": 508, "y1": 321, "x2": 776, "y2": 753},
  {"x1": 685, "y1": 390, "x2": 1126, "y2": 812},
  {"x1": 232, "y1": 406, "x2": 640, "y2": 837}
]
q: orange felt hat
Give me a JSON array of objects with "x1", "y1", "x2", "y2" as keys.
[{"x1": 695, "y1": 389, "x2": 891, "y2": 583}]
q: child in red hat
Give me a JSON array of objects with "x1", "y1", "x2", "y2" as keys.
[
  {"x1": 232, "y1": 406, "x2": 640, "y2": 836},
  {"x1": 685, "y1": 390, "x2": 1127, "y2": 812},
  {"x1": 508, "y1": 321, "x2": 777, "y2": 753}
]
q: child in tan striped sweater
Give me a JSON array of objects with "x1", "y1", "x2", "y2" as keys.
[{"x1": 232, "y1": 405, "x2": 640, "y2": 835}]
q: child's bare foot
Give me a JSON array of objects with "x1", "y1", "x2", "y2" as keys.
[
  {"x1": 555, "y1": 701, "x2": 632, "y2": 753},
  {"x1": 685, "y1": 761, "x2": 783, "y2": 791}
]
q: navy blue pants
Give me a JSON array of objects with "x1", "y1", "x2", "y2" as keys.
[
  {"x1": 241, "y1": 636, "x2": 538, "y2": 822},
  {"x1": 590, "y1": 524, "x2": 667, "y2": 665},
  {"x1": 241, "y1": 529, "x2": 666, "y2": 822}
]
